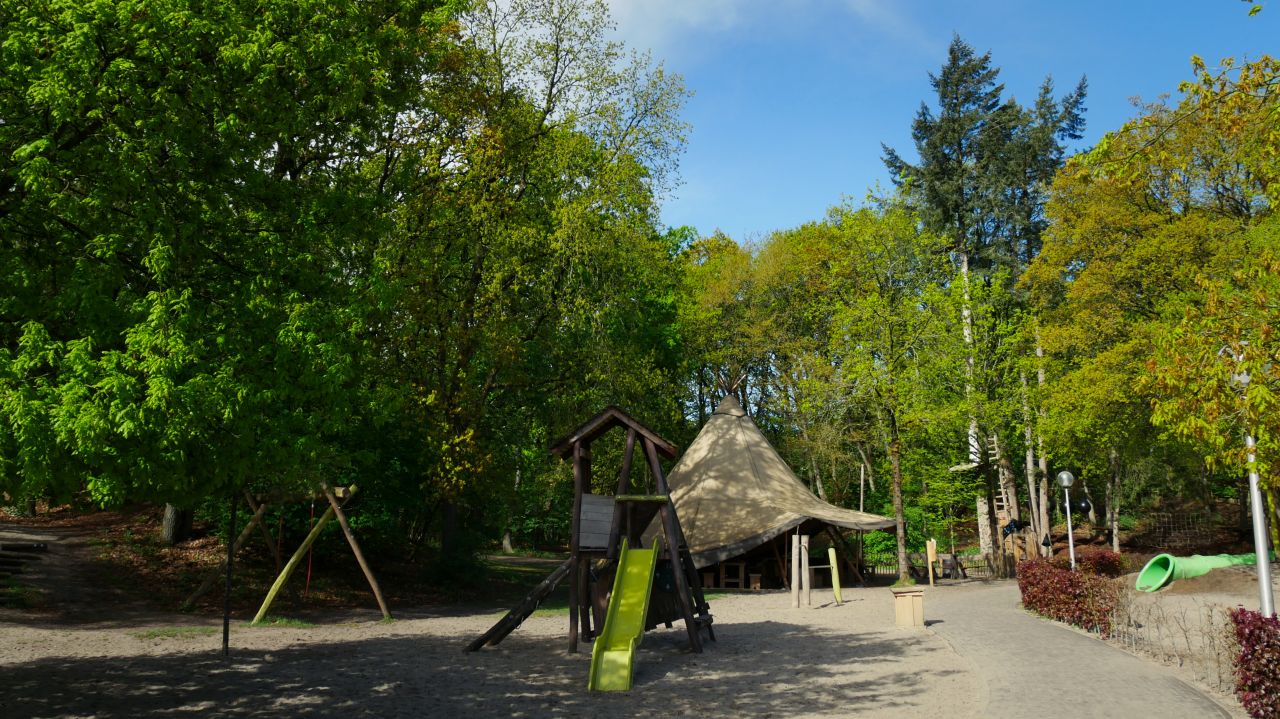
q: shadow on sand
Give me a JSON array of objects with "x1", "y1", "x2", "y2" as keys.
[{"x1": 3, "y1": 617, "x2": 957, "y2": 718}]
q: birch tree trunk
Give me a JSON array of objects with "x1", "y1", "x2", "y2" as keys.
[
  {"x1": 959, "y1": 250, "x2": 989, "y2": 554},
  {"x1": 1107, "y1": 447, "x2": 1122, "y2": 553},
  {"x1": 1020, "y1": 371, "x2": 1041, "y2": 541},
  {"x1": 1035, "y1": 324, "x2": 1052, "y2": 556}
]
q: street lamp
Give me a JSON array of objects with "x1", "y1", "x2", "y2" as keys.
[
  {"x1": 1057, "y1": 470, "x2": 1076, "y2": 570},
  {"x1": 1223, "y1": 344, "x2": 1274, "y2": 617}
]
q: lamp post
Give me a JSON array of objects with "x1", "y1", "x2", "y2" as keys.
[
  {"x1": 1057, "y1": 470, "x2": 1076, "y2": 570},
  {"x1": 1224, "y1": 344, "x2": 1274, "y2": 617}
]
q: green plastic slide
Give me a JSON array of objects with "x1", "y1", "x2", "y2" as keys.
[
  {"x1": 1135, "y1": 552, "x2": 1269, "y2": 592},
  {"x1": 587, "y1": 537, "x2": 659, "y2": 692}
]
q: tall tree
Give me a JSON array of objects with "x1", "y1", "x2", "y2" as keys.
[
  {"x1": 883, "y1": 35, "x2": 1085, "y2": 553},
  {"x1": 1026, "y1": 55, "x2": 1276, "y2": 544},
  {"x1": 827, "y1": 203, "x2": 953, "y2": 582},
  {"x1": 0, "y1": 0, "x2": 457, "y2": 506},
  {"x1": 363, "y1": 0, "x2": 690, "y2": 556}
]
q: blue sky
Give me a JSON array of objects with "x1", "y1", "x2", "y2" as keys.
[{"x1": 604, "y1": 0, "x2": 1279, "y2": 242}]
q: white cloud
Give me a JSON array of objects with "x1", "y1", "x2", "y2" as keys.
[
  {"x1": 604, "y1": 0, "x2": 932, "y2": 60},
  {"x1": 842, "y1": 0, "x2": 938, "y2": 54},
  {"x1": 604, "y1": 0, "x2": 748, "y2": 56}
]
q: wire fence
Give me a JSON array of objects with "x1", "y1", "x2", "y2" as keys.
[{"x1": 1103, "y1": 587, "x2": 1236, "y2": 694}]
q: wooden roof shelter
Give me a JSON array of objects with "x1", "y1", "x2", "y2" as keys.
[{"x1": 663, "y1": 396, "x2": 895, "y2": 569}]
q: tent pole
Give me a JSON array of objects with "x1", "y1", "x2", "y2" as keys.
[{"x1": 791, "y1": 531, "x2": 801, "y2": 608}]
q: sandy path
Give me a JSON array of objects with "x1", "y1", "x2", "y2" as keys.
[{"x1": 1, "y1": 586, "x2": 979, "y2": 718}]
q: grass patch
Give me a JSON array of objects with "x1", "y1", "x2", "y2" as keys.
[
  {"x1": 0, "y1": 577, "x2": 43, "y2": 609},
  {"x1": 131, "y1": 626, "x2": 219, "y2": 640},
  {"x1": 530, "y1": 600, "x2": 570, "y2": 617},
  {"x1": 250, "y1": 615, "x2": 315, "y2": 628}
]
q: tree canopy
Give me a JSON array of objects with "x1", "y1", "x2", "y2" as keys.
[{"x1": 1, "y1": 6, "x2": 1275, "y2": 565}]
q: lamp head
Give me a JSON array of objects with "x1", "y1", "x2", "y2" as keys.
[{"x1": 1056, "y1": 470, "x2": 1075, "y2": 489}]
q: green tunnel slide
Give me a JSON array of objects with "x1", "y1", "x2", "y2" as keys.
[
  {"x1": 1135, "y1": 552, "x2": 1273, "y2": 592},
  {"x1": 588, "y1": 537, "x2": 660, "y2": 692}
]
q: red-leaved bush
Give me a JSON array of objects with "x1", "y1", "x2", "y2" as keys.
[
  {"x1": 1017, "y1": 556, "x2": 1121, "y2": 637},
  {"x1": 1231, "y1": 607, "x2": 1280, "y2": 718},
  {"x1": 1067, "y1": 547, "x2": 1126, "y2": 577}
]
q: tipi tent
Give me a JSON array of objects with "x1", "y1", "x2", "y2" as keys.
[{"x1": 666, "y1": 395, "x2": 895, "y2": 569}]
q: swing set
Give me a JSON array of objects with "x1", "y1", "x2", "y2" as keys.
[{"x1": 184, "y1": 483, "x2": 390, "y2": 625}]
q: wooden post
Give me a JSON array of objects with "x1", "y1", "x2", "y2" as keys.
[
  {"x1": 223, "y1": 494, "x2": 236, "y2": 658},
  {"x1": 926, "y1": 538, "x2": 938, "y2": 586},
  {"x1": 251, "y1": 487, "x2": 356, "y2": 625},
  {"x1": 607, "y1": 429, "x2": 638, "y2": 561},
  {"x1": 791, "y1": 532, "x2": 800, "y2": 608},
  {"x1": 828, "y1": 547, "x2": 843, "y2": 605},
  {"x1": 824, "y1": 526, "x2": 866, "y2": 587},
  {"x1": 569, "y1": 441, "x2": 585, "y2": 653},
  {"x1": 645, "y1": 437, "x2": 702, "y2": 652},
  {"x1": 243, "y1": 491, "x2": 282, "y2": 573},
  {"x1": 801, "y1": 534, "x2": 811, "y2": 607},
  {"x1": 183, "y1": 500, "x2": 269, "y2": 609},
  {"x1": 321, "y1": 483, "x2": 391, "y2": 620}
]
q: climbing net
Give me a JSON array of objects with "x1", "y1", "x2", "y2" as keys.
[{"x1": 1147, "y1": 512, "x2": 1213, "y2": 550}]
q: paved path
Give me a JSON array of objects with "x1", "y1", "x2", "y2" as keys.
[{"x1": 927, "y1": 581, "x2": 1241, "y2": 718}]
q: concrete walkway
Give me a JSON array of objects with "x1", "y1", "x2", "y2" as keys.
[{"x1": 926, "y1": 581, "x2": 1242, "y2": 718}]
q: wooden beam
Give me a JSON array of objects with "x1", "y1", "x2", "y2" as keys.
[
  {"x1": 182, "y1": 499, "x2": 269, "y2": 609},
  {"x1": 645, "y1": 437, "x2": 702, "y2": 652},
  {"x1": 251, "y1": 487, "x2": 355, "y2": 625},
  {"x1": 322, "y1": 483, "x2": 391, "y2": 620},
  {"x1": 466, "y1": 559, "x2": 572, "y2": 651},
  {"x1": 243, "y1": 491, "x2": 282, "y2": 573},
  {"x1": 550, "y1": 406, "x2": 677, "y2": 460},
  {"x1": 569, "y1": 440, "x2": 585, "y2": 653},
  {"x1": 606, "y1": 428, "x2": 638, "y2": 561}
]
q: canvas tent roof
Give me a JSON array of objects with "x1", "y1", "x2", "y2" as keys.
[{"x1": 666, "y1": 396, "x2": 895, "y2": 568}]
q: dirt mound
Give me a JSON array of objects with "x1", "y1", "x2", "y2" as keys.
[{"x1": 1162, "y1": 564, "x2": 1264, "y2": 597}]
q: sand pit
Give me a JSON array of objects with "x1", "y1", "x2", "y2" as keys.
[{"x1": 0, "y1": 588, "x2": 981, "y2": 718}]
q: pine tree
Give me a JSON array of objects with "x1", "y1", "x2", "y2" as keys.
[{"x1": 881, "y1": 34, "x2": 1086, "y2": 556}]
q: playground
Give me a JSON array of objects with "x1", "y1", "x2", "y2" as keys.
[
  {"x1": 0, "y1": 552, "x2": 1245, "y2": 718},
  {"x1": 0, "y1": 402, "x2": 1260, "y2": 718},
  {"x1": 0, "y1": 510, "x2": 1250, "y2": 719}
]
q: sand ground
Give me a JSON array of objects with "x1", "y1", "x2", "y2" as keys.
[
  {"x1": 0, "y1": 521, "x2": 1249, "y2": 718},
  {"x1": 2, "y1": 587, "x2": 981, "y2": 719}
]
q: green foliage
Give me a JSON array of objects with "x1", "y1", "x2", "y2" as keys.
[
  {"x1": 362, "y1": 0, "x2": 691, "y2": 555},
  {"x1": 1030, "y1": 55, "x2": 1278, "y2": 504},
  {"x1": 0, "y1": 0, "x2": 691, "y2": 565},
  {"x1": 0, "y1": 0, "x2": 458, "y2": 506}
]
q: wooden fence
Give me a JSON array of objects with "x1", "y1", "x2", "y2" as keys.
[{"x1": 862, "y1": 552, "x2": 1011, "y2": 580}]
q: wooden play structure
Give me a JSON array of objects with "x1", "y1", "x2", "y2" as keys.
[{"x1": 467, "y1": 406, "x2": 714, "y2": 690}]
